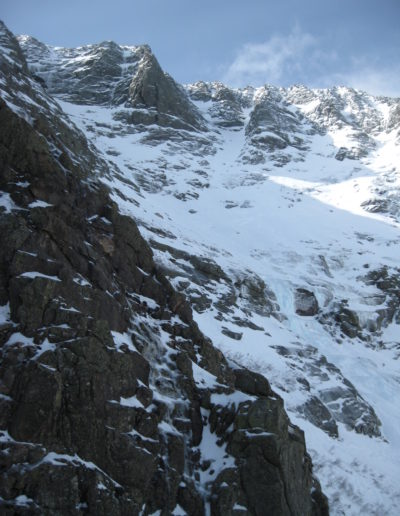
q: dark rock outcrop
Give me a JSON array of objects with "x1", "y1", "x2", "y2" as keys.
[
  {"x1": 365, "y1": 266, "x2": 400, "y2": 326},
  {"x1": 295, "y1": 288, "x2": 319, "y2": 316},
  {"x1": 127, "y1": 48, "x2": 206, "y2": 131},
  {"x1": 334, "y1": 302, "x2": 361, "y2": 338},
  {"x1": 186, "y1": 81, "x2": 247, "y2": 128},
  {"x1": 299, "y1": 396, "x2": 338, "y2": 438},
  {"x1": 243, "y1": 86, "x2": 309, "y2": 165}
]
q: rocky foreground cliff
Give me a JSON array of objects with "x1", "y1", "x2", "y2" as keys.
[{"x1": 0, "y1": 21, "x2": 329, "y2": 515}]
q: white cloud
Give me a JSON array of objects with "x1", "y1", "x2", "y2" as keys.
[
  {"x1": 222, "y1": 28, "x2": 400, "y2": 98},
  {"x1": 223, "y1": 27, "x2": 316, "y2": 87},
  {"x1": 322, "y1": 65, "x2": 400, "y2": 98}
]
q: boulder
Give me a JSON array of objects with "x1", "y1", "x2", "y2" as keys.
[{"x1": 295, "y1": 288, "x2": 319, "y2": 316}]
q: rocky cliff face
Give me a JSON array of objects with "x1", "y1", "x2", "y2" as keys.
[
  {"x1": 17, "y1": 35, "x2": 206, "y2": 132},
  {"x1": 17, "y1": 34, "x2": 145, "y2": 106},
  {"x1": 0, "y1": 21, "x2": 328, "y2": 515}
]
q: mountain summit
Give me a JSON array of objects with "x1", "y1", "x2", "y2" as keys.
[{"x1": 17, "y1": 35, "x2": 206, "y2": 131}]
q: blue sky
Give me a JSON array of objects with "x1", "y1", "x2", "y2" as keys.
[{"x1": 2, "y1": 0, "x2": 400, "y2": 96}]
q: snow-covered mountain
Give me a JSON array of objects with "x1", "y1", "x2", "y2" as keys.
[
  {"x1": 1, "y1": 23, "x2": 400, "y2": 514},
  {"x1": 0, "y1": 22, "x2": 329, "y2": 516}
]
